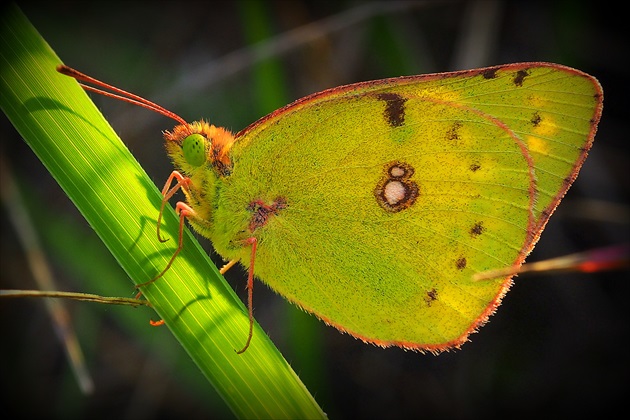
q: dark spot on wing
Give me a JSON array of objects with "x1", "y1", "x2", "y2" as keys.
[
  {"x1": 531, "y1": 112, "x2": 542, "y2": 127},
  {"x1": 446, "y1": 121, "x2": 463, "y2": 141},
  {"x1": 424, "y1": 288, "x2": 438, "y2": 306},
  {"x1": 248, "y1": 197, "x2": 287, "y2": 232},
  {"x1": 513, "y1": 69, "x2": 530, "y2": 87},
  {"x1": 376, "y1": 93, "x2": 407, "y2": 127},
  {"x1": 470, "y1": 221, "x2": 484, "y2": 237},
  {"x1": 482, "y1": 68, "x2": 499, "y2": 79}
]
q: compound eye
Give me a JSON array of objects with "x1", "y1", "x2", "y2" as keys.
[{"x1": 182, "y1": 133, "x2": 207, "y2": 167}]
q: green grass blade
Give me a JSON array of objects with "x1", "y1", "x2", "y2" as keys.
[{"x1": 0, "y1": 5, "x2": 325, "y2": 419}]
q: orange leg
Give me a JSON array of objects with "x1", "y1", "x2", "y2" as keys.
[
  {"x1": 136, "y1": 171, "x2": 192, "y2": 293},
  {"x1": 135, "y1": 172, "x2": 192, "y2": 299},
  {"x1": 136, "y1": 201, "x2": 196, "y2": 290},
  {"x1": 236, "y1": 237, "x2": 258, "y2": 354},
  {"x1": 136, "y1": 199, "x2": 196, "y2": 321},
  {"x1": 157, "y1": 171, "x2": 191, "y2": 242}
]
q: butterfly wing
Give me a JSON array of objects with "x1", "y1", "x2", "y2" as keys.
[{"x1": 210, "y1": 63, "x2": 602, "y2": 352}]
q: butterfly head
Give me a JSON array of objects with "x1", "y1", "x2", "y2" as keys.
[{"x1": 164, "y1": 120, "x2": 235, "y2": 177}]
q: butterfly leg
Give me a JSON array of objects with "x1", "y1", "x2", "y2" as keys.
[
  {"x1": 135, "y1": 201, "x2": 196, "y2": 291},
  {"x1": 157, "y1": 171, "x2": 191, "y2": 242},
  {"x1": 236, "y1": 237, "x2": 258, "y2": 354},
  {"x1": 135, "y1": 200, "x2": 194, "y2": 325},
  {"x1": 135, "y1": 172, "x2": 192, "y2": 301},
  {"x1": 219, "y1": 259, "x2": 239, "y2": 274}
]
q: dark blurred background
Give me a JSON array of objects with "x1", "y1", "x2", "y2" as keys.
[{"x1": 1, "y1": 1, "x2": 628, "y2": 418}]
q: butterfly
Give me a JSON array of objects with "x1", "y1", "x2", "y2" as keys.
[{"x1": 58, "y1": 62, "x2": 603, "y2": 354}]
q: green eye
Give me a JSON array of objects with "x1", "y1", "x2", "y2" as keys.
[{"x1": 182, "y1": 134, "x2": 207, "y2": 167}]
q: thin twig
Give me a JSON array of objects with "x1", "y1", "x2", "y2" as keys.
[{"x1": 0, "y1": 289, "x2": 151, "y2": 307}]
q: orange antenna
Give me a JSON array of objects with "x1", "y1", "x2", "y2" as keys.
[{"x1": 56, "y1": 65, "x2": 188, "y2": 127}]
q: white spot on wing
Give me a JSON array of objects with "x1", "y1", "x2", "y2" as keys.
[{"x1": 384, "y1": 180, "x2": 406, "y2": 205}]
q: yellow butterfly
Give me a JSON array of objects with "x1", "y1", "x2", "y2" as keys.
[{"x1": 58, "y1": 62, "x2": 603, "y2": 354}]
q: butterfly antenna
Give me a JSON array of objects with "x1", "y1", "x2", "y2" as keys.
[{"x1": 56, "y1": 65, "x2": 189, "y2": 127}]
